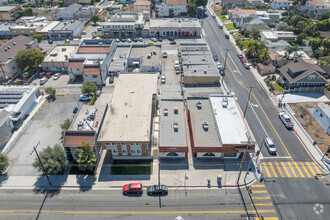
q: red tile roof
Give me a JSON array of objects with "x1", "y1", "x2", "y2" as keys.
[
  {"x1": 166, "y1": 0, "x2": 187, "y2": 5},
  {"x1": 133, "y1": 0, "x2": 151, "y2": 6},
  {"x1": 307, "y1": 1, "x2": 327, "y2": 7},
  {"x1": 78, "y1": 46, "x2": 110, "y2": 54},
  {"x1": 68, "y1": 60, "x2": 84, "y2": 68},
  {"x1": 83, "y1": 67, "x2": 100, "y2": 75},
  {"x1": 228, "y1": 9, "x2": 257, "y2": 17},
  {"x1": 63, "y1": 131, "x2": 95, "y2": 148}
]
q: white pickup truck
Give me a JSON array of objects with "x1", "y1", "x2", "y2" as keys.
[{"x1": 279, "y1": 112, "x2": 294, "y2": 129}]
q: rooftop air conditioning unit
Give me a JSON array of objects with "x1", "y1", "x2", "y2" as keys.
[
  {"x1": 173, "y1": 123, "x2": 179, "y2": 132},
  {"x1": 174, "y1": 107, "x2": 178, "y2": 114},
  {"x1": 196, "y1": 101, "x2": 202, "y2": 109},
  {"x1": 203, "y1": 121, "x2": 208, "y2": 131},
  {"x1": 222, "y1": 97, "x2": 228, "y2": 107},
  {"x1": 164, "y1": 108, "x2": 168, "y2": 116}
]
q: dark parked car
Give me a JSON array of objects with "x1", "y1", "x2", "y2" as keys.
[
  {"x1": 168, "y1": 37, "x2": 174, "y2": 41},
  {"x1": 48, "y1": 39, "x2": 53, "y2": 44},
  {"x1": 170, "y1": 41, "x2": 176, "y2": 45},
  {"x1": 147, "y1": 185, "x2": 168, "y2": 195},
  {"x1": 73, "y1": 107, "x2": 79, "y2": 113},
  {"x1": 132, "y1": 38, "x2": 137, "y2": 42},
  {"x1": 237, "y1": 54, "x2": 244, "y2": 60},
  {"x1": 157, "y1": 38, "x2": 163, "y2": 42},
  {"x1": 225, "y1": 34, "x2": 230, "y2": 39},
  {"x1": 213, "y1": 54, "x2": 218, "y2": 61},
  {"x1": 109, "y1": 76, "x2": 114, "y2": 83}
]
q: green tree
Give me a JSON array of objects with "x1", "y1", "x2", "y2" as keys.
[
  {"x1": 250, "y1": 28, "x2": 260, "y2": 40},
  {"x1": 284, "y1": 25, "x2": 296, "y2": 32},
  {"x1": 244, "y1": 39, "x2": 268, "y2": 61},
  {"x1": 187, "y1": 1, "x2": 197, "y2": 17},
  {"x1": 60, "y1": 118, "x2": 72, "y2": 134},
  {"x1": 244, "y1": 6, "x2": 254, "y2": 9},
  {"x1": 81, "y1": 81, "x2": 98, "y2": 95},
  {"x1": 296, "y1": 33, "x2": 307, "y2": 45},
  {"x1": 316, "y1": 19, "x2": 330, "y2": 32},
  {"x1": 91, "y1": 14, "x2": 100, "y2": 26},
  {"x1": 309, "y1": 38, "x2": 322, "y2": 52},
  {"x1": 15, "y1": 49, "x2": 44, "y2": 71},
  {"x1": 196, "y1": 0, "x2": 207, "y2": 7},
  {"x1": 259, "y1": 49, "x2": 270, "y2": 64},
  {"x1": 33, "y1": 34, "x2": 42, "y2": 42},
  {"x1": 45, "y1": 87, "x2": 56, "y2": 98},
  {"x1": 284, "y1": 44, "x2": 302, "y2": 61},
  {"x1": 57, "y1": 1, "x2": 64, "y2": 7},
  {"x1": 0, "y1": 152, "x2": 9, "y2": 173},
  {"x1": 318, "y1": 56, "x2": 330, "y2": 65},
  {"x1": 290, "y1": 15, "x2": 302, "y2": 26},
  {"x1": 32, "y1": 145, "x2": 67, "y2": 174},
  {"x1": 321, "y1": 38, "x2": 330, "y2": 53},
  {"x1": 321, "y1": 11, "x2": 330, "y2": 20},
  {"x1": 76, "y1": 142, "x2": 97, "y2": 172},
  {"x1": 18, "y1": 7, "x2": 33, "y2": 17}
]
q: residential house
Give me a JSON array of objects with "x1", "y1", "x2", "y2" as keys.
[
  {"x1": 57, "y1": 3, "x2": 82, "y2": 20},
  {"x1": 0, "y1": 22, "x2": 16, "y2": 39},
  {"x1": 41, "y1": 45, "x2": 79, "y2": 72},
  {"x1": 0, "y1": 5, "x2": 21, "y2": 21},
  {"x1": 187, "y1": 95, "x2": 255, "y2": 159},
  {"x1": 279, "y1": 57, "x2": 327, "y2": 92},
  {"x1": 256, "y1": 63, "x2": 276, "y2": 75},
  {"x1": 180, "y1": 42, "x2": 220, "y2": 85},
  {"x1": 0, "y1": 35, "x2": 38, "y2": 81},
  {"x1": 229, "y1": 9, "x2": 280, "y2": 28},
  {"x1": 240, "y1": 24, "x2": 271, "y2": 33},
  {"x1": 64, "y1": 0, "x2": 90, "y2": 6},
  {"x1": 102, "y1": 12, "x2": 145, "y2": 37},
  {"x1": 299, "y1": 1, "x2": 329, "y2": 19},
  {"x1": 97, "y1": 73, "x2": 158, "y2": 159},
  {"x1": 159, "y1": 99, "x2": 188, "y2": 158},
  {"x1": 271, "y1": 0, "x2": 292, "y2": 10},
  {"x1": 133, "y1": 0, "x2": 151, "y2": 14},
  {"x1": 312, "y1": 104, "x2": 330, "y2": 135},
  {"x1": 149, "y1": 18, "x2": 201, "y2": 37},
  {"x1": 63, "y1": 104, "x2": 107, "y2": 161},
  {"x1": 266, "y1": 39, "x2": 291, "y2": 51},
  {"x1": 48, "y1": 20, "x2": 84, "y2": 39},
  {"x1": 261, "y1": 30, "x2": 296, "y2": 41},
  {"x1": 155, "y1": 0, "x2": 187, "y2": 17}
]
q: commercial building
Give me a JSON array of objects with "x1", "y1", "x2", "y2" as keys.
[
  {"x1": 0, "y1": 35, "x2": 38, "y2": 81},
  {"x1": 63, "y1": 104, "x2": 107, "y2": 161},
  {"x1": 155, "y1": 0, "x2": 187, "y2": 17},
  {"x1": 159, "y1": 99, "x2": 188, "y2": 158},
  {"x1": 97, "y1": 73, "x2": 157, "y2": 159},
  {"x1": 0, "y1": 22, "x2": 16, "y2": 39},
  {"x1": 57, "y1": 3, "x2": 82, "y2": 20},
  {"x1": 149, "y1": 18, "x2": 201, "y2": 37},
  {"x1": 261, "y1": 31, "x2": 296, "y2": 41},
  {"x1": 48, "y1": 20, "x2": 84, "y2": 39},
  {"x1": 10, "y1": 21, "x2": 49, "y2": 37},
  {"x1": 108, "y1": 45, "x2": 131, "y2": 75},
  {"x1": 0, "y1": 5, "x2": 21, "y2": 21},
  {"x1": 127, "y1": 45, "x2": 162, "y2": 72},
  {"x1": 41, "y1": 45, "x2": 79, "y2": 72},
  {"x1": 0, "y1": 86, "x2": 41, "y2": 148},
  {"x1": 180, "y1": 42, "x2": 220, "y2": 85},
  {"x1": 187, "y1": 95, "x2": 255, "y2": 158},
  {"x1": 38, "y1": 21, "x2": 60, "y2": 39}
]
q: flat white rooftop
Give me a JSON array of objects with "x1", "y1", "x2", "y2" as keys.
[
  {"x1": 98, "y1": 73, "x2": 157, "y2": 142},
  {"x1": 209, "y1": 95, "x2": 250, "y2": 145},
  {"x1": 44, "y1": 45, "x2": 79, "y2": 62}
]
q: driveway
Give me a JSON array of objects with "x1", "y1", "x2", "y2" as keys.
[
  {"x1": 160, "y1": 47, "x2": 180, "y2": 86},
  {"x1": 277, "y1": 92, "x2": 329, "y2": 103},
  {"x1": 6, "y1": 94, "x2": 79, "y2": 176}
]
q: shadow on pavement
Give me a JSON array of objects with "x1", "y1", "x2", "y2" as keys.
[
  {"x1": 123, "y1": 192, "x2": 143, "y2": 197},
  {"x1": 0, "y1": 174, "x2": 8, "y2": 185},
  {"x1": 33, "y1": 174, "x2": 68, "y2": 198},
  {"x1": 192, "y1": 158, "x2": 224, "y2": 170},
  {"x1": 76, "y1": 175, "x2": 96, "y2": 191},
  {"x1": 159, "y1": 159, "x2": 189, "y2": 170}
]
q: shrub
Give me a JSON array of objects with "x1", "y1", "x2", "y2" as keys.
[
  {"x1": 271, "y1": 74, "x2": 276, "y2": 81},
  {"x1": 89, "y1": 95, "x2": 96, "y2": 105},
  {"x1": 0, "y1": 152, "x2": 9, "y2": 173}
]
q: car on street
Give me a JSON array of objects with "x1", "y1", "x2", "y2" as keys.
[
  {"x1": 241, "y1": 58, "x2": 247, "y2": 64},
  {"x1": 39, "y1": 77, "x2": 48, "y2": 85},
  {"x1": 175, "y1": 67, "x2": 180, "y2": 74},
  {"x1": 237, "y1": 54, "x2": 244, "y2": 60},
  {"x1": 109, "y1": 76, "x2": 114, "y2": 83},
  {"x1": 264, "y1": 137, "x2": 277, "y2": 155},
  {"x1": 81, "y1": 31, "x2": 86, "y2": 35},
  {"x1": 48, "y1": 39, "x2": 53, "y2": 44},
  {"x1": 116, "y1": 38, "x2": 120, "y2": 43},
  {"x1": 225, "y1": 34, "x2": 230, "y2": 39},
  {"x1": 213, "y1": 54, "x2": 218, "y2": 61},
  {"x1": 216, "y1": 62, "x2": 223, "y2": 69},
  {"x1": 132, "y1": 38, "x2": 137, "y2": 42},
  {"x1": 168, "y1": 37, "x2": 175, "y2": 41},
  {"x1": 219, "y1": 25, "x2": 223, "y2": 29},
  {"x1": 163, "y1": 52, "x2": 167, "y2": 58},
  {"x1": 138, "y1": 37, "x2": 143, "y2": 42},
  {"x1": 157, "y1": 38, "x2": 163, "y2": 42},
  {"x1": 73, "y1": 107, "x2": 79, "y2": 113},
  {"x1": 79, "y1": 95, "x2": 93, "y2": 101},
  {"x1": 38, "y1": 72, "x2": 45, "y2": 78},
  {"x1": 123, "y1": 183, "x2": 143, "y2": 195},
  {"x1": 53, "y1": 73, "x2": 60, "y2": 80},
  {"x1": 244, "y1": 63, "x2": 250, "y2": 69},
  {"x1": 161, "y1": 76, "x2": 166, "y2": 84},
  {"x1": 157, "y1": 72, "x2": 161, "y2": 79},
  {"x1": 150, "y1": 37, "x2": 158, "y2": 42},
  {"x1": 45, "y1": 72, "x2": 53, "y2": 78},
  {"x1": 169, "y1": 41, "x2": 176, "y2": 45},
  {"x1": 126, "y1": 38, "x2": 132, "y2": 43},
  {"x1": 121, "y1": 38, "x2": 126, "y2": 42},
  {"x1": 65, "y1": 39, "x2": 70, "y2": 43},
  {"x1": 147, "y1": 185, "x2": 168, "y2": 195},
  {"x1": 174, "y1": 61, "x2": 180, "y2": 68}
]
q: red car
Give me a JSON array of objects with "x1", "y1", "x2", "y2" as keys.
[
  {"x1": 241, "y1": 58, "x2": 247, "y2": 64},
  {"x1": 123, "y1": 183, "x2": 143, "y2": 194},
  {"x1": 38, "y1": 72, "x2": 45, "y2": 78},
  {"x1": 45, "y1": 72, "x2": 53, "y2": 78},
  {"x1": 170, "y1": 41, "x2": 177, "y2": 45}
]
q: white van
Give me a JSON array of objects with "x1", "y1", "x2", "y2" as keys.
[{"x1": 264, "y1": 138, "x2": 277, "y2": 155}]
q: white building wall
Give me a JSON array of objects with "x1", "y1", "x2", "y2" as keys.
[
  {"x1": 159, "y1": 152, "x2": 186, "y2": 158},
  {"x1": 72, "y1": 22, "x2": 84, "y2": 37},
  {"x1": 83, "y1": 73, "x2": 103, "y2": 86},
  {"x1": 68, "y1": 67, "x2": 83, "y2": 80},
  {"x1": 197, "y1": 153, "x2": 222, "y2": 158},
  {"x1": 313, "y1": 105, "x2": 330, "y2": 134},
  {"x1": 272, "y1": 0, "x2": 291, "y2": 10},
  {"x1": 156, "y1": 4, "x2": 187, "y2": 17}
]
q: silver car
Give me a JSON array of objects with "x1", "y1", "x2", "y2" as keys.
[{"x1": 265, "y1": 138, "x2": 277, "y2": 155}]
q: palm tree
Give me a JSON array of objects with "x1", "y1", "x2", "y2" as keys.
[
  {"x1": 283, "y1": 45, "x2": 302, "y2": 63},
  {"x1": 250, "y1": 28, "x2": 261, "y2": 40},
  {"x1": 259, "y1": 49, "x2": 270, "y2": 64}
]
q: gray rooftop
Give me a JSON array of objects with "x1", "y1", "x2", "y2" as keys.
[
  {"x1": 58, "y1": 3, "x2": 82, "y2": 15},
  {"x1": 159, "y1": 99, "x2": 187, "y2": 147},
  {"x1": 108, "y1": 45, "x2": 131, "y2": 72},
  {"x1": 52, "y1": 20, "x2": 83, "y2": 32},
  {"x1": 129, "y1": 45, "x2": 161, "y2": 67},
  {"x1": 187, "y1": 98, "x2": 221, "y2": 147}
]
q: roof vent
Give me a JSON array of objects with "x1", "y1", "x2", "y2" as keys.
[
  {"x1": 7, "y1": 46, "x2": 10, "y2": 49},
  {"x1": 164, "y1": 108, "x2": 168, "y2": 116},
  {"x1": 13, "y1": 42, "x2": 16, "y2": 45},
  {"x1": 174, "y1": 107, "x2": 178, "y2": 114},
  {"x1": 196, "y1": 101, "x2": 202, "y2": 109},
  {"x1": 222, "y1": 97, "x2": 228, "y2": 107},
  {"x1": 77, "y1": 121, "x2": 84, "y2": 130},
  {"x1": 173, "y1": 123, "x2": 179, "y2": 132},
  {"x1": 204, "y1": 71, "x2": 207, "y2": 74},
  {"x1": 62, "y1": 48, "x2": 67, "y2": 51},
  {"x1": 202, "y1": 121, "x2": 208, "y2": 131}
]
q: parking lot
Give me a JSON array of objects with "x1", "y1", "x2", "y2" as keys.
[{"x1": 6, "y1": 94, "x2": 80, "y2": 176}]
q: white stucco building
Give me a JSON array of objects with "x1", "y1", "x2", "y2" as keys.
[
  {"x1": 313, "y1": 104, "x2": 330, "y2": 135},
  {"x1": 155, "y1": 0, "x2": 187, "y2": 17}
]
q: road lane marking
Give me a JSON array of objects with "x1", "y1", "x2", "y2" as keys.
[
  {"x1": 312, "y1": 162, "x2": 324, "y2": 178},
  {"x1": 300, "y1": 162, "x2": 311, "y2": 178},
  {"x1": 220, "y1": 51, "x2": 293, "y2": 161},
  {"x1": 252, "y1": 197, "x2": 271, "y2": 200},
  {"x1": 268, "y1": 162, "x2": 278, "y2": 178},
  {"x1": 253, "y1": 203, "x2": 273, "y2": 206},
  {"x1": 281, "y1": 162, "x2": 291, "y2": 177},
  {"x1": 251, "y1": 185, "x2": 265, "y2": 188},
  {"x1": 287, "y1": 162, "x2": 298, "y2": 178},
  {"x1": 249, "y1": 102, "x2": 269, "y2": 139},
  {"x1": 293, "y1": 161, "x2": 305, "y2": 178},
  {"x1": 306, "y1": 162, "x2": 317, "y2": 177},
  {"x1": 255, "y1": 217, "x2": 279, "y2": 220},
  {"x1": 275, "y1": 162, "x2": 284, "y2": 178},
  {"x1": 0, "y1": 209, "x2": 277, "y2": 214},
  {"x1": 262, "y1": 162, "x2": 272, "y2": 178},
  {"x1": 251, "y1": 190, "x2": 268, "y2": 194}
]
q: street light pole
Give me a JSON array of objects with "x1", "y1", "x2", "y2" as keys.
[
  {"x1": 243, "y1": 87, "x2": 253, "y2": 117},
  {"x1": 30, "y1": 141, "x2": 52, "y2": 186},
  {"x1": 321, "y1": 145, "x2": 330, "y2": 161}
]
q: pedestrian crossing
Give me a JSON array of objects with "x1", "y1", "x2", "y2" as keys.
[
  {"x1": 247, "y1": 184, "x2": 279, "y2": 220},
  {"x1": 261, "y1": 161, "x2": 324, "y2": 178}
]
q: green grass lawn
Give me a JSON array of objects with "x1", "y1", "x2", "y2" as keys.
[
  {"x1": 112, "y1": 2, "x2": 119, "y2": 5},
  {"x1": 225, "y1": 23, "x2": 236, "y2": 31},
  {"x1": 230, "y1": 31, "x2": 239, "y2": 38},
  {"x1": 219, "y1": 15, "x2": 228, "y2": 21},
  {"x1": 112, "y1": 160, "x2": 153, "y2": 175},
  {"x1": 274, "y1": 83, "x2": 284, "y2": 92}
]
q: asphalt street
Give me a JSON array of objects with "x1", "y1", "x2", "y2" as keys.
[
  {"x1": 202, "y1": 10, "x2": 312, "y2": 162},
  {"x1": 0, "y1": 187, "x2": 277, "y2": 220}
]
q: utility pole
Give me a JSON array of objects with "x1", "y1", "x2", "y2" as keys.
[
  {"x1": 322, "y1": 145, "x2": 330, "y2": 161},
  {"x1": 237, "y1": 133, "x2": 253, "y2": 185},
  {"x1": 243, "y1": 87, "x2": 253, "y2": 117},
  {"x1": 30, "y1": 141, "x2": 52, "y2": 186}
]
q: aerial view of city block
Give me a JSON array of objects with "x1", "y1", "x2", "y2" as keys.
[{"x1": 0, "y1": 0, "x2": 329, "y2": 219}]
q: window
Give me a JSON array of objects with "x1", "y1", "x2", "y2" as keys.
[
  {"x1": 106, "y1": 142, "x2": 117, "y2": 146},
  {"x1": 121, "y1": 143, "x2": 126, "y2": 146},
  {"x1": 308, "y1": 75, "x2": 316, "y2": 80},
  {"x1": 131, "y1": 149, "x2": 137, "y2": 154},
  {"x1": 122, "y1": 149, "x2": 127, "y2": 154},
  {"x1": 320, "y1": 113, "x2": 324, "y2": 118},
  {"x1": 137, "y1": 150, "x2": 142, "y2": 154},
  {"x1": 12, "y1": 66, "x2": 15, "y2": 70},
  {"x1": 112, "y1": 149, "x2": 118, "y2": 155},
  {"x1": 93, "y1": 75, "x2": 97, "y2": 78},
  {"x1": 77, "y1": 68, "x2": 80, "y2": 71}
]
